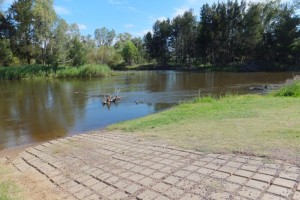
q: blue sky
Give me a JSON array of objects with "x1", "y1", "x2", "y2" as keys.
[{"x1": 2, "y1": 0, "x2": 293, "y2": 37}]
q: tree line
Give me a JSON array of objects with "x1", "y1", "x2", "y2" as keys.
[
  {"x1": 145, "y1": 0, "x2": 300, "y2": 69},
  {"x1": 1, "y1": 0, "x2": 300, "y2": 70},
  {"x1": 0, "y1": 0, "x2": 143, "y2": 67}
]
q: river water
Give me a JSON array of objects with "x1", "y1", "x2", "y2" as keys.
[{"x1": 0, "y1": 71, "x2": 298, "y2": 149}]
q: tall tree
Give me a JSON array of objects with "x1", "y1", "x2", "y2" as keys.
[
  {"x1": 171, "y1": 10, "x2": 197, "y2": 65},
  {"x1": 8, "y1": 0, "x2": 35, "y2": 64},
  {"x1": 94, "y1": 27, "x2": 115, "y2": 47},
  {"x1": 122, "y1": 40, "x2": 138, "y2": 65},
  {"x1": 143, "y1": 31, "x2": 153, "y2": 61},
  {"x1": 68, "y1": 36, "x2": 87, "y2": 67},
  {"x1": 131, "y1": 37, "x2": 145, "y2": 64},
  {"x1": 241, "y1": 3, "x2": 264, "y2": 61},
  {"x1": 273, "y1": 3, "x2": 300, "y2": 64},
  {"x1": 32, "y1": 0, "x2": 57, "y2": 65},
  {"x1": 151, "y1": 19, "x2": 172, "y2": 64},
  {"x1": 47, "y1": 18, "x2": 69, "y2": 66}
]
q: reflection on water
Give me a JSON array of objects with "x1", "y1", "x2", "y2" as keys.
[{"x1": 0, "y1": 71, "x2": 298, "y2": 149}]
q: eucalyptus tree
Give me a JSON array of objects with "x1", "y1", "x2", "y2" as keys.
[
  {"x1": 68, "y1": 23, "x2": 81, "y2": 40},
  {"x1": 143, "y1": 31, "x2": 153, "y2": 61},
  {"x1": 94, "y1": 27, "x2": 116, "y2": 47},
  {"x1": 8, "y1": 0, "x2": 35, "y2": 64},
  {"x1": 273, "y1": 3, "x2": 300, "y2": 64},
  {"x1": 171, "y1": 10, "x2": 197, "y2": 64},
  {"x1": 47, "y1": 18, "x2": 69, "y2": 66},
  {"x1": 198, "y1": 3, "x2": 214, "y2": 64},
  {"x1": 151, "y1": 19, "x2": 172, "y2": 64},
  {"x1": 32, "y1": 0, "x2": 57, "y2": 65},
  {"x1": 241, "y1": 3, "x2": 264, "y2": 61}
]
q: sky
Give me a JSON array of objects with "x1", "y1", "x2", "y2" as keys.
[{"x1": 1, "y1": 0, "x2": 294, "y2": 37}]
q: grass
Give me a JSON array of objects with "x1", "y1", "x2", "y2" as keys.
[
  {"x1": 0, "y1": 165, "x2": 19, "y2": 200},
  {"x1": 272, "y1": 81, "x2": 300, "y2": 97},
  {"x1": 109, "y1": 85, "x2": 300, "y2": 164},
  {"x1": 0, "y1": 64, "x2": 114, "y2": 80}
]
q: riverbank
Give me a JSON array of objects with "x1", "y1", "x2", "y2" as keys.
[
  {"x1": 0, "y1": 82, "x2": 300, "y2": 199},
  {"x1": 0, "y1": 64, "x2": 114, "y2": 80},
  {"x1": 123, "y1": 62, "x2": 300, "y2": 72},
  {"x1": 109, "y1": 81, "x2": 300, "y2": 164}
]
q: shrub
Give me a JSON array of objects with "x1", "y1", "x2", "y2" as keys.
[{"x1": 272, "y1": 81, "x2": 300, "y2": 97}]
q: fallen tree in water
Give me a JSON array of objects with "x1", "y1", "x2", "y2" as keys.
[{"x1": 102, "y1": 89, "x2": 124, "y2": 105}]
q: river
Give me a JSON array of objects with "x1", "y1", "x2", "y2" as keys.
[{"x1": 0, "y1": 71, "x2": 298, "y2": 150}]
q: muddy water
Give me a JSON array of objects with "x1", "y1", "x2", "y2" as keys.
[{"x1": 0, "y1": 71, "x2": 298, "y2": 149}]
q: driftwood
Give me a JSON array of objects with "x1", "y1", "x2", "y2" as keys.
[
  {"x1": 102, "y1": 89, "x2": 124, "y2": 105},
  {"x1": 74, "y1": 89, "x2": 124, "y2": 105}
]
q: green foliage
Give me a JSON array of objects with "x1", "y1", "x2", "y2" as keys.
[
  {"x1": 272, "y1": 81, "x2": 300, "y2": 97},
  {"x1": 69, "y1": 37, "x2": 87, "y2": 67},
  {"x1": 32, "y1": 0, "x2": 57, "y2": 65},
  {"x1": 1, "y1": 0, "x2": 299, "y2": 70},
  {"x1": 8, "y1": 0, "x2": 35, "y2": 64},
  {"x1": 0, "y1": 39, "x2": 13, "y2": 66},
  {"x1": 144, "y1": 0, "x2": 300, "y2": 69},
  {"x1": 94, "y1": 27, "x2": 115, "y2": 47},
  {"x1": 122, "y1": 41, "x2": 138, "y2": 65},
  {"x1": 0, "y1": 64, "x2": 113, "y2": 80}
]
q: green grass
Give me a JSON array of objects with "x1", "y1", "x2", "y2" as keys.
[
  {"x1": 0, "y1": 64, "x2": 114, "y2": 80},
  {"x1": 109, "y1": 87, "x2": 300, "y2": 164},
  {"x1": 0, "y1": 166, "x2": 19, "y2": 200},
  {"x1": 272, "y1": 81, "x2": 300, "y2": 97}
]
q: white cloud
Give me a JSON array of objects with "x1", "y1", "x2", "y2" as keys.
[
  {"x1": 54, "y1": 6, "x2": 71, "y2": 15},
  {"x1": 124, "y1": 24, "x2": 135, "y2": 28},
  {"x1": 77, "y1": 24, "x2": 87, "y2": 30}
]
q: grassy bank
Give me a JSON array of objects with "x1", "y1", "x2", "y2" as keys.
[
  {"x1": 0, "y1": 64, "x2": 114, "y2": 80},
  {"x1": 109, "y1": 81, "x2": 300, "y2": 164}
]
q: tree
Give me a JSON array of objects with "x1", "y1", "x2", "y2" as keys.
[
  {"x1": 151, "y1": 19, "x2": 172, "y2": 64},
  {"x1": 8, "y1": 0, "x2": 35, "y2": 64},
  {"x1": 114, "y1": 32, "x2": 132, "y2": 50},
  {"x1": 32, "y1": 0, "x2": 57, "y2": 65},
  {"x1": 143, "y1": 31, "x2": 153, "y2": 61},
  {"x1": 0, "y1": 39, "x2": 13, "y2": 66},
  {"x1": 47, "y1": 18, "x2": 69, "y2": 66},
  {"x1": 94, "y1": 27, "x2": 115, "y2": 47},
  {"x1": 69, "y1": 37, "x2": 87, "y2": 67},
  {"x1": 241, "y1": 3, "x2": 264, "y2": 61},
  {"x1": 171, "y1": 10, "x2": 197, "y2": 65},
  {"x1": 131, "y1": 37, "x2": 145, "y2": 64},
  {"x1": 68, "y1": 23, "x2": 81, "y2": 40},
  {"x1": 122, "y1": 40, "x2": 138, "y2": 65},
  {"x1": 273, "y1": 3, "x2": 300, "y2": 64}
]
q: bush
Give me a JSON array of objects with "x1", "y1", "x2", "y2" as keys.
[
  {"x1": 0, "y1": 64, "x2": 113, "y2": 80},
  {"x1": 272, "y1": 81, "x2": 300, "y2": 97}
]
